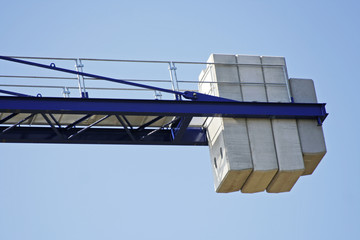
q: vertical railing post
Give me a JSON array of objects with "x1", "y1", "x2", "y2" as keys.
[
  {"x1": 168, "y1": 61, "x2": 181, "y2": 100},
  {"x1": 62, "y1": 87, "x2": 70, "y2": 98},
  {"x1": 75, "y1": 59, "x2": 88, "y2": 98}
]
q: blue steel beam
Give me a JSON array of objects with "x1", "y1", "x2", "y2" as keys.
[{"x1": 0, "y1": 96, "x2": 328, "y2": 122}]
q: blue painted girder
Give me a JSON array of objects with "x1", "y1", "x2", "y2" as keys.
[
  {"x1": 0, "y1": 96, "x2": 327, "y2": 145},
  {"x1": 0, "y1": 96, "x2": 327, "y2": 121}
]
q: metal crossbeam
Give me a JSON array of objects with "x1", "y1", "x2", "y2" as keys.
[
  {"x1": 68, "y1": 115, "x2": 110, "y2": 139},
  {"x1": 140, "y1": 117, "x2": 179, "y2": 141},
  {"x1": 0, "y1": 96, "x2": 327, "y2": 145},
  {"x1": 0, "y1": 113, "x2": 35, "y2": 135},
  {"x1": 137, "y1": 116, "x2": 164, "y2": 131},
  {"x1": 121, "y1": 115, "x2": 133, "y2": 129},
  {"x1": 0, "y1": 96, "x2": 328, "y2": 122},
  {"x1": 48, "y1": 113, "x2": 62, "y2": 128},
  {"x1": 65, "y1": 114, "x2": 93, "y2": 130}
]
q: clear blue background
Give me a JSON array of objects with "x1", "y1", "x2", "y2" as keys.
[{"x1": 1, "y1": 1, "x2": 359, "y2": 239}]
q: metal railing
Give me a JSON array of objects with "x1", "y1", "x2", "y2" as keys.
[{"x1": 0, "y1": 56, "x2": 292, "y2": 101}]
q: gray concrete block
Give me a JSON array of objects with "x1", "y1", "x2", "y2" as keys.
[
  {"x1": 289, "y1": 78, "x2": 318, "y2": 103},
  {"x1": 263, "y1": 66, "x2": 286, "y2": 84},
  {"x1": 239, "y1": 65, "x2": 264, "y2": 84},
  {"x1": 208, "y1": 118, "x2": 253, "y2": 193},
  {"x1": 200, "y1": 54, "x2": 324, "y2": 194},
  {"x1": 262, "y1": 63, "x2": 290, "y2": 102},
  {"x1": 236, "y1": 57, "x2": 263, "y2": 83},
  {"x1": 216, "y1": 83, "x2": 243, "y2": 101},
  {"x1": 236, "y1": 55, "x2": 262, "y2": 65},
  {"x1": 289, "y1": 78, "x2": 327, "y2": 175},
  {"x1": 241, "y1": 119, "x2": 278, "y2": 193},
  {"x1": 205, "y1": 117, "x2": 223, "y2": 144},
  {"x1": 266, "y1": 86, "x2": 290, "y2": 102},
  {"x1": 261, "y1": 56, "x2": 286, "y2": 66},
  {"x1": 234, "y1": 56, "x2": 280, "y2": 193},
  {"x1": 241, "y1": 85, "x2": 268, "y2": 102},
  {"x1": 297, "y1": 119, "x2": 326, "y2": 175},
  {"x1": 222, "y1": 118, "x2": 253, "y2": 170},
  {"x1": 200, "y1": 56, "x2": 253, "y2": 192},
  {"x1": 208, "y1": 54, "x2": 239, "y2": 83},
  {"x1": 267, "y1": 119, "x2": 305, "y2": 193},
  {"x1": 236, "y1": 55, "x2": 267, "y2": 102},
  {"x1": 207, "y1": 54, "x2": 243, "y2": 101}
]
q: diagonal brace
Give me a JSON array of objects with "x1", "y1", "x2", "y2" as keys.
[
  {"x1": 65, "y1": 114, "x2": 93, "y2": 130},
  {"x1": 41, "y1": 113, "x2": 63, "y2": 138},
  {"x1": 137, "y1": 116, "x2": 164, "y2": 131},
  {"x1": 171, "y1": 116, "x2": 193, "y2": 143},
  {"x1": 0, "y1": 113, "x2": 19, "y2": 124},
  {"x1": 68, "y1": 115, "x2": 111, "y2": 139},
  {"x1": 140, "y1": 117, "x2": 180, "y2": 141},
  {"x1": 115, "y1": 115, "x2": 136, "y2": 141},
  {"x1": 0, "y1": 113, "x2": 35, "y2": 135}
]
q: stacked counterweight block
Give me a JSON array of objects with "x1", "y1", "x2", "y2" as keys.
[{"x1": 199, "y1": 54, "x2": 326, "y2": 193}]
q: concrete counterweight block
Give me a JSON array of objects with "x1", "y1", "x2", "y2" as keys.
[
  {"x1": 207, "y1": 54, "x2": 243, "y2": 101},
  {"x1": 267, "y1": 119, "x2": 305, "y2": 193},
  {"x1": 262, "y1": 56, "x2": 290, "y2": 103},
  {"x1": 289, "y1": 78, "x2": 327, "y2": 175},
  {"x1": 236, "y1": 55, "x2": 278, "y2": 193},
  {"x1": 236, "y1": 55, "x2": 267, "y2": 102},
  {"x1": 200, "y1": 54, "x2": 320, "y2": 193},
  {"x1": 251, "y1": 56, "x2": 305, "y2": 193},
  {"x1": 200, "y1": 54, "x2": 253, "y2": 192},
  {"x1": 207, "y1": 118, "x2": 253, "y2": 193},
  {"x1": 241, "y1": 119, "x2": 278, "y2": 193}
]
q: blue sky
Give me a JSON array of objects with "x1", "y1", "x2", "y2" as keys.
[{"x1": 1, "y1": 1, "x2": 359, "y2": 239}]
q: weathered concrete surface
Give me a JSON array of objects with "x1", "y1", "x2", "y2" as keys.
[
  {"x1": 262, "y1": 56, "x2": 289, "y2": 103},
  {"x1": 289, "y1": 78, "x2": 327, "y2": 175},
  {"x1": 261, "y1": 57, "x2": 305, "y2": 193},
  {"x1": 236, "y1": 55, "x2": 278, "y2": 193},
  {"x1": 208, "y1": 119, "x2": 253, "y2": 193},
  {"x1": 200, "y1": 54, "x2": 252, "y2": 193},
  {"x1": 266, "y1": 119, "x2": 304, "y2": 193},
  {"x1": 241, "y1": 119, "x2": 278, "y2": 193}
]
